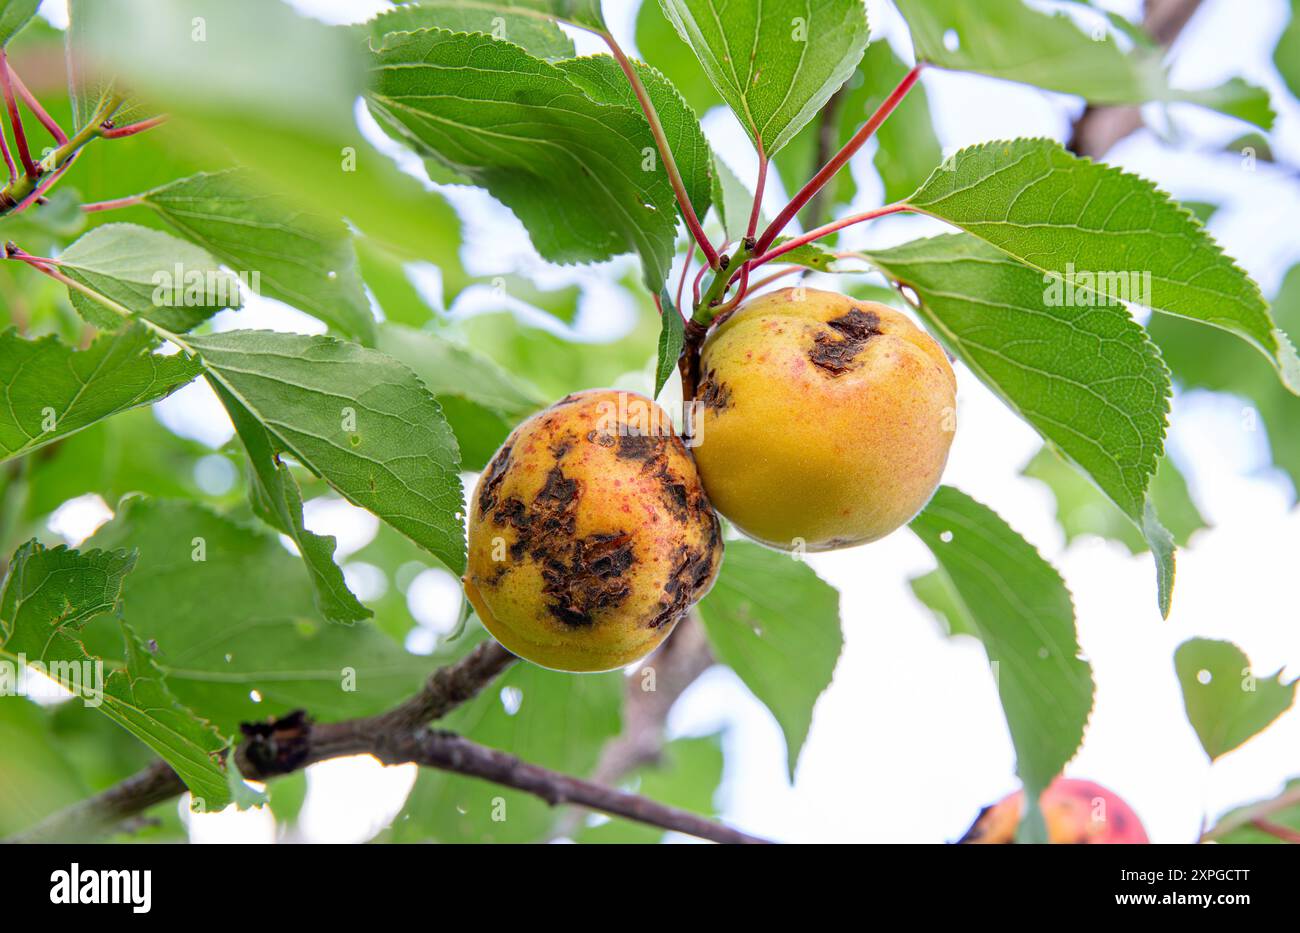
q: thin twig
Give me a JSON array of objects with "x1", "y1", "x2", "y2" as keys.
[
  {"x1": 746, "y1": 265, "x2": 807, "y2": 293},
  {"x1": 0, "y1": 50, "x2": 37, "y2": 177},
  {"x1": 801, "y1": 84, "x2": 849, "y2": 230},
  {"x1": 82, "y1": 194, "x2": 144, "y2": 213},
  {"x1": 6, "y1": 639, "x2": 768, "y2": 844},
  {"x1": 1250, "y1": 819, "x2": 1300, "y2": 844},
  {"x1": 750, "y1": 203, "x2": 910, "y2": 267},
  {"x1": 746, "y1": 152, "x2": 768, "y2": 240},
  {"x1": 100, "y1": 114, "x2": 167, "y2": 139},
  {"x1": 1200, "y1": 784, "x2": 1300, "y2": 842},
  {"x1": 0, "y1": 107, "x2": 13, "y2": 182},
  {"x1": 7, "y1": 63, "x2": 67, "y2": 145},
  {"x1": 392, "y1": 730, "x2": 768, "y2": 844},
  {"x1": 1068, "y1": 0, "x2": 1202, "y2": 157},
  {"x1": 599, "y1": 30, "x2": 719, "y2": 269},
  {"x1": 675, "y1": 245, "x2": 695, "y2": 312},
  {"x1": 755, "y1": 65, "x2": 921, "y2": 257}
]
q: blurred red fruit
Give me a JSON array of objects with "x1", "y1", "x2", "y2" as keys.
[{"x1": 959, "y1": 777, "x2": 1149, "y2": 844}]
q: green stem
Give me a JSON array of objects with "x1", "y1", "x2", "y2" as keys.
[
  {"x1": 0, "y1": 92, "x2": 123, "y2": 213},
  {"x1": 7, "y1": 246, "x2": 187, "y2": 352},
  {"x1": 693, "y1": 243, "x2": 753, "y2": 327}
]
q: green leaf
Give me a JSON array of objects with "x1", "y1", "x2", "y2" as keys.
[
  {"x1": 183, "y1": 330, "x2": 466, "y2": 574},
  {"x1": 1147, "y1": 264, "x2": 1300, "y2": 493},
  {"x1": 908, "y1": 568, "x2": 977, "y2": 639},
  {"x1": 861, "y1": 41, "x2": 943, "y2": 205},
  {"x1": 0, "y1": 540, "x2": 230, "y2": 809},
  {"x1": 1174, "y1": 638, "x2": 1297, "y2": 761},
  {"x1": 907, "y1": 139, "x2": 1300, "y2": 395},
  {"x1": 0, "y1": 0, "x2": 38, "y2": 47},
  {"x1": 84, "y1": 497, "x2": 431, "y2": 735},
  {"x1": 1023, "y1": 446, "x2": 1207, "y2": 554},
  {"x1": 861, "y1": 232, "x2": 1176, "y2": 614},
  {"x1": 374, "y1": 323, "x2": 543, "y2": 471},
  {"x1": 365, "y1": 2, "x2": 576, "y2": 59},
  {"x1": 656, "y1": 0, "x2": 869, "y2": 156},
  {"x1": 58, "y1": 223, "x2": 244, "y2": 333},
  {"x1": 696, "y1": 539, "x2": 842, "y2": 779},
  {"x1": 354, "y1": 237, "x2": 438, "y2": 326},
  {"x1": 0, "y1": 697, "x2": 91, "y2": 837},
  {"x1": 576, "y1": 734, "x2": 724, "y2": 843},
  {"x1": 713, "y1": 156, "x2": 758, "y2": 242},
  {"x1": 22, "y1": 407, "x2": 224, "y2": 521},
  {"x1": 456, "y1": 275, "x2": 662, "y2": 399},
  {"x1": 911, "y1": 486, "x2": 1094, "y2": 831},
  {"x1": 557, "y1": 53, "x2": 715, "y2": 220},
  {"x1": 414, "y1": 0, "x2": 605, "y2": 31},
  {"x1": 366, "y1": 29, "x2": 678, "y2": 291},
  {"x1": 211, "y1": 380, "x2": 370, "y2": 625},
  {"x1": 0, "y1": 325, "x2": 201, "y2": 461},
  {"x1": 389, "y1": 655, "x2": 623, "y2": 842},
  {"x1": 636, "y1": 0, "x2": 722, "y2": 115},
  {"x1": 896, "y1": 0, "x2": 1274, "y2": 128},
  {"x1": 770, "y1": 237, "x2": 839, "y2": 272},
  {"x1": 654, "y1": 290, "x2": 684, "y2": 398},
  {"x1": 78, "y1": 0, "x2": 468, "y2": 289},
  {"x1": 1277, "y1": 0, "x2": 1300, "y2": 101},
  {"x1": 141, "y1": 169, "x2": 376, "y2": 345}
]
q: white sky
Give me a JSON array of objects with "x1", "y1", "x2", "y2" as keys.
[{"x1": 38, "y1": 0, "x2": 1300, "y2": 845}]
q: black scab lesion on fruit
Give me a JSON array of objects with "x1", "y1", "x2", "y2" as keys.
[
  {"x1": 477, "y1": 444, "x2": 513, "y2": 518},
  {"x1": 613, "y1": 431, "x2": 700, "y2": 523},
  {"x1": 487, "y1": 463, "x2": 638, "y2": 628},
  {"x1": 809, "y1": 307, "x2": 883, "y2": 375},
  {"x1": 649, "y1": 542, "x2": 717, "y2": 629},
  {"x1": 614, "y1": 431, "x2": 659, "y2": 462},
  {"x1": 697, "y1": 369, "x2": 731, "y2": 411},
  {"x1": 542, "y1": 529, "x2": 637, "y2": 627}
]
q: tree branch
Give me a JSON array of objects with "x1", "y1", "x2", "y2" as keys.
[
  {"x1": 7, "y1": 638, "x2": 769, "y2": 845},
  {"x1": 592, "y1": 613, "x2": 715, "y2": 784},
  {"x1": 1067, "y1": 0, "x2": 1202, "y2": 158}
]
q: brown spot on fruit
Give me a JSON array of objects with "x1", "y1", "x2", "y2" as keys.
[
  {"x1": 477, "y1": 444, "x2": 512, "y2": 518},
  {"x1": 809, "y1": 308, "x2": 883, "y2": 375},
  {"x1": 828, "y1": 307, "x2": 882, "y2": 340},
  {"x1": 697, "y1": 370, "x2": 731, "y2": 411}
]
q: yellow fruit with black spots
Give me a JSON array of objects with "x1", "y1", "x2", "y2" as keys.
[
  {"x1": 693, "y1": 287, "x2": 956, "y2": 551},
  {"x1": 464, "y1": 389, "x2": 723, "y2": 673}
]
